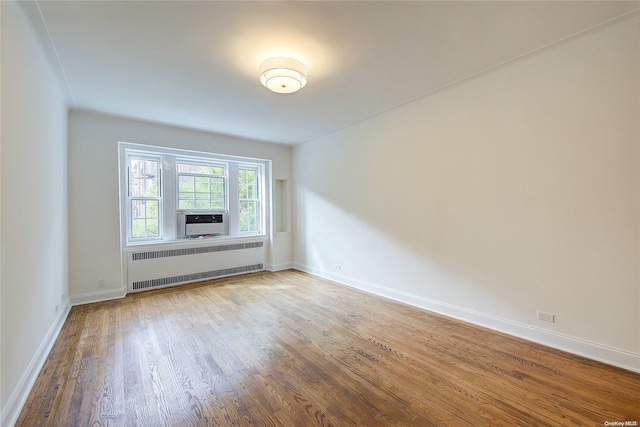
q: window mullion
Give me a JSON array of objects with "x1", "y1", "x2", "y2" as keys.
[
  {"x1": 228, "y1": 163, "x2": 240, "y2": 236},
  {"x1": 163, "y1": 155, "x2": 176, "y2": 241}
]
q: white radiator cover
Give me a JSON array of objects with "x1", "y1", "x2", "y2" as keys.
[{"x1": 126, "y1": 240, "x2": 265, "y2": 293}]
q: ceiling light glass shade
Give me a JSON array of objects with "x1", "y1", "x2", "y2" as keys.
[{"x1": 259, "y1": 57, "x2": 307, "y2": 94}]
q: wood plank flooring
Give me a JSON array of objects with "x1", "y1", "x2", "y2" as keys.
[{"x1": 16, "y1": 270, "x2": 640, "y2": 426}]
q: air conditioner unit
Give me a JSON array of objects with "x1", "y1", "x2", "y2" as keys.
[{"x1": 184, "y1": 213, "x2": 226, "y2": 237}]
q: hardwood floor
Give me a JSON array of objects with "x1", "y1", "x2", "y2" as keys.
[{"x1": 17, "y1": 270, "x2": 640, "y2": 426}]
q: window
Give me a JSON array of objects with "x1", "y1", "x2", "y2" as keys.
[
  {"x1": 120, "y1": 143, "x2": 268, "y2": 244},
  {"x1": 239, "y1": 167, "x2": 260, "y2": 233},
  {"x1": 128, "y1": 156, "x2": 161, "y2": 240},
  {"x1": 177, "y1": 162, "x2": 226, "y2": 211}
]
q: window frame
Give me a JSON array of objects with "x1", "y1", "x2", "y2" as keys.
[
  {"x1": 125, "y1": 152, "x2": 163, "y2": 242},
  {"x1": 238, "y1": 164, "x2": 262, "y2": 234},
  {"x1": 119, "y1": 142, "x2": 269, "y2": 247},
  {"x1": 176, "y1": 159, "x2": 228, "y2": 212}
]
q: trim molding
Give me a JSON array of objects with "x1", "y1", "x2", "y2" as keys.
[
  {"x1": 70, "y1": 287, "x2": 127, "y2": 306},
  {"x1": 293, "y1": 263, "x2": 640, "y2": 374},
  {"x1": 269, "y1": 262, "x2": 293, "y2": 272},
  {"x1": 0, "y1": 300, "x2": 71, "y2": 427}
]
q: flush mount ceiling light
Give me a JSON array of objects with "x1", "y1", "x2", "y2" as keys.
[{"x1": 259, "y1": 57, "x2": 307, "y2": 94}]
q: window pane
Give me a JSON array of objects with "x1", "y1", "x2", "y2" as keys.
[
  {"x1": 240, "y1": 200, "x2": 258, "y2": 232},
  {"x1": 130, "y1": 158, "x2": 159, "y2": 197},
  {"x1": 178, "y1": 176, "x2": 194, "y2": 192},
  {"x1": 177, "y1": 163, "x2": 224, "y2": 176},
  {"x1": 177, "y1": 173, "x2": 226, "y2": 211},
  {"x1": 130, "y1": 199, "x2": 159, "y2": 238},
  {"x1": 131, "y1": 219, "x2": 147, "y2": 238},
  {"x1": 194, "y1": 176, "x2": 210, "y2": 192},
  {"x1": 146, "y1": 200, "x2": 159, "y2": 218},
  {"x1": 239, "y1": 167, "x2": 260, "y2": 233},
  {"x1": 131, "y1": 199, "x2": 146, "y2": 219},
  {"x1": 212, "y1": 181, "x2": 224, "y2": 195},
  {"x1": 129, "y1": 157, "x2": 161, "y2": 239},
  {"x1": 179, "y1": 200, "x2": 195, "y2": 210},
  {"x1": 196, "y1": 200, "x2": 210, "y2": 210},
  {"x1": 146, "y1": 219, "x2": 159, "y2": 236},
  {"x1": 131, "y1": 217, "x2": 160, "y2": 238},
  {"x1": 130, "y1": 178, "x2": 141, "y2": 197}
]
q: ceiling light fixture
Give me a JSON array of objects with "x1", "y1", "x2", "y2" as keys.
[{"x1": 259, "y1": 57, "x2": 307, "y2": 94}]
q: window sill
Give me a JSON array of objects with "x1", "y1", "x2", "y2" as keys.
[{"x1": 123, "y1": 234, "x2": 268, "y2": 253}]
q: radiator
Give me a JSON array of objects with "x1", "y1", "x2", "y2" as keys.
[{"x1": 126, "y1": 240, "x2": 265, "y2": 293}]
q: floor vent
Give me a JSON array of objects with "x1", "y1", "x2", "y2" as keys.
[
  {"x1": 131, "y1": 263, "x2": 264, "y2": 291},
  {"x1": 132, "y1": 241, "x2": 264, "y2": 261}
]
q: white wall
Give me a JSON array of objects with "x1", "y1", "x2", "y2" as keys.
[
  {"x1": 294, "y1": 15, "x2": 640, "y2": 371},
  {"x1": 0, "y1": 1, "x2": 70, "y2": 425},
  {"x1": 68, "y1": 111, "x2": 293, "y2": 303}
]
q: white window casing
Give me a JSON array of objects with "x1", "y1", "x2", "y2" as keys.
[{"x1": 119, "y1": 142, "x2": 269, "y2": 247}]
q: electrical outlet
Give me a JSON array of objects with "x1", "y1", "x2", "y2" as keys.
[
  {"x1": 335, "y1": 264, "x2": 342, "y2": 271},
  {"x1": 98, "y1": 278, "x2": 106, "y2": 288},
  {"x1": 537, "y1": 311, "x2": 555, "y2": 323}
]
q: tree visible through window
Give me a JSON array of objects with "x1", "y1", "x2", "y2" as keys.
[
  {"x1": 177, "y1": 162, "x2": 226, "y2": 211},
  {"x1": 239, "y1": 167, "x2": 260, "y2": 232}
]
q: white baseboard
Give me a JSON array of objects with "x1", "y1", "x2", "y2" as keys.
[
  {"x1": 0, "y1": 300, "x2": 71, "y2": 427},
  {"x1": 269, "y1": 262, "x2": 293, "y2": 272},
  {"x1": 70, "y1": 287, "x2": 126, "y2": 306},
  {"x1": 293, "y1": 263, "x2": 640, "y2": 374}
]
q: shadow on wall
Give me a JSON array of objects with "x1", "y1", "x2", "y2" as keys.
[{"x1": 293, "y1": 19, "x2": 639, "y2": 350}]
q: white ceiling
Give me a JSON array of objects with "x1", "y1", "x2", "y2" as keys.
[{"x1": 20, "y1": 1, "x2": 640, "y2": 145}]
